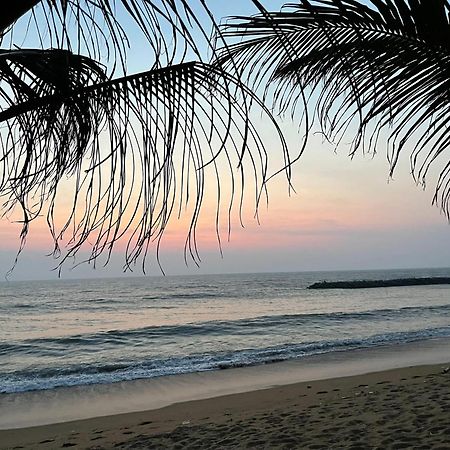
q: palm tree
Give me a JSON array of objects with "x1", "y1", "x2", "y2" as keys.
[
  {"x1": 217, "y1": 0, "x2": 450, "y2": 217},
  {"x1": 0, "y1": 1, "x2": 290, "y2": 273}
]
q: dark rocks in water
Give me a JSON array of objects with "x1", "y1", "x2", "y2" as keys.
[{"x1": 307, "y1": 277, "x2": 450, "y2": 290}]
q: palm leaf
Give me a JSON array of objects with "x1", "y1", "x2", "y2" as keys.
[
  {"x1": 0, "y1": 58, "x2": 287, "y2": 273},
  {"x1": 5, "y1": 0, "x2": 220, "y2": 73},
  {"x1": 217, "y1": 0, "x2": 450, "y2": 216},
  {"x1": 0, "y1": 0, "x2": 296, "y2": 272}
]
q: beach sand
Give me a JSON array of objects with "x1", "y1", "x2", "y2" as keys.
[{"x1": 1, "y1": 362, "x2": 450, "y2": 449}]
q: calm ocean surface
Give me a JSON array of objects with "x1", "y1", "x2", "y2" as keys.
[{"x1": 1, "y1": 268, "x2": 450, "y2": 394}]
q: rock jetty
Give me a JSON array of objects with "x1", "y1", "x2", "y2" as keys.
[{"x1": 308, "y1": 277, "x2": 450, "y2": 290}]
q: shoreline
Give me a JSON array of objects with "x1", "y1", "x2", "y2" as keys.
[
  {"x1": 1, "y1": 360, "x2": 450, "y2": 449},
  {"x1": 1, "y1": 338, "x2": 450, "y2": 449},
  {"x1": 1, "y1": 337, "x2": 450, "y2": 431}
]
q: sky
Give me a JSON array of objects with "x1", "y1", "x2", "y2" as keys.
[{"x1": 1, "y1": 1, "x2": 450, "y2": 280}]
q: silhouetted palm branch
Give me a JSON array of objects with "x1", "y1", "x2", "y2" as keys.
[
  {"x1": 218, "y1": 0, "x2": 450, "y2": 216},
  {"x1": 0, "y1": 1, "x2": 289, "y2": 273}
]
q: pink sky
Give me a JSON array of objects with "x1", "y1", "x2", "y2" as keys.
[{"x1": 2, "y1": 136, "x2": 449, "y2": 280}]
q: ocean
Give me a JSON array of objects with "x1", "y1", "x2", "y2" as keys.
[{"x1": 1, "y1": 267, "x2": 450, "y2": 394}]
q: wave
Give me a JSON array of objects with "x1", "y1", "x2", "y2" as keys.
[
  {"x1": 0, "y1": 302, "x2": 35, "y2": 311},
  {"x1": 12, "y1": 303, "x2": 34, "y2": 309},
  {"x1": 142, "y1": 291, "x2": 231, "y2": 300},
  {"x1": 2, "y1": 326, "x2": 450, "y2": 394},
  {"x1": 2, "y1": 303, "x2": 450, "y2": 357}
]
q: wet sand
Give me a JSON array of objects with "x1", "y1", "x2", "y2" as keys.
[{"x1": 1, "y1": 361, "x2": 450, "y2": 449}]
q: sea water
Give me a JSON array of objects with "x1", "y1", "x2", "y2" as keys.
[{"x1": 1, "y1": 268, "x2": 450, "y2": 394}]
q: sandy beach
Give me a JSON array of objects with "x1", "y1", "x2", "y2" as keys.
[{"x1": 1, "y1": 359, "x2": 450, "y2": 449}]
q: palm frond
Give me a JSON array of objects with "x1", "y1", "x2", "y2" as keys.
[
  {"x1": 0, "y1": 1, "x2": 298, "y2": 273},
  {"x1": 217, "y1": 0, "x2": 450, "y2": 216},
  {"x1": 0, "y1": 58, "x2": 287, "y2": 273},
  {"x1": 6, "y1": 0, "x2": 221, "y2": 73}
]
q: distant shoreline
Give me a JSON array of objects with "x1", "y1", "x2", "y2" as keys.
[{"x1": 308, "y1": 277, "x2": 450, "y2": 289}]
